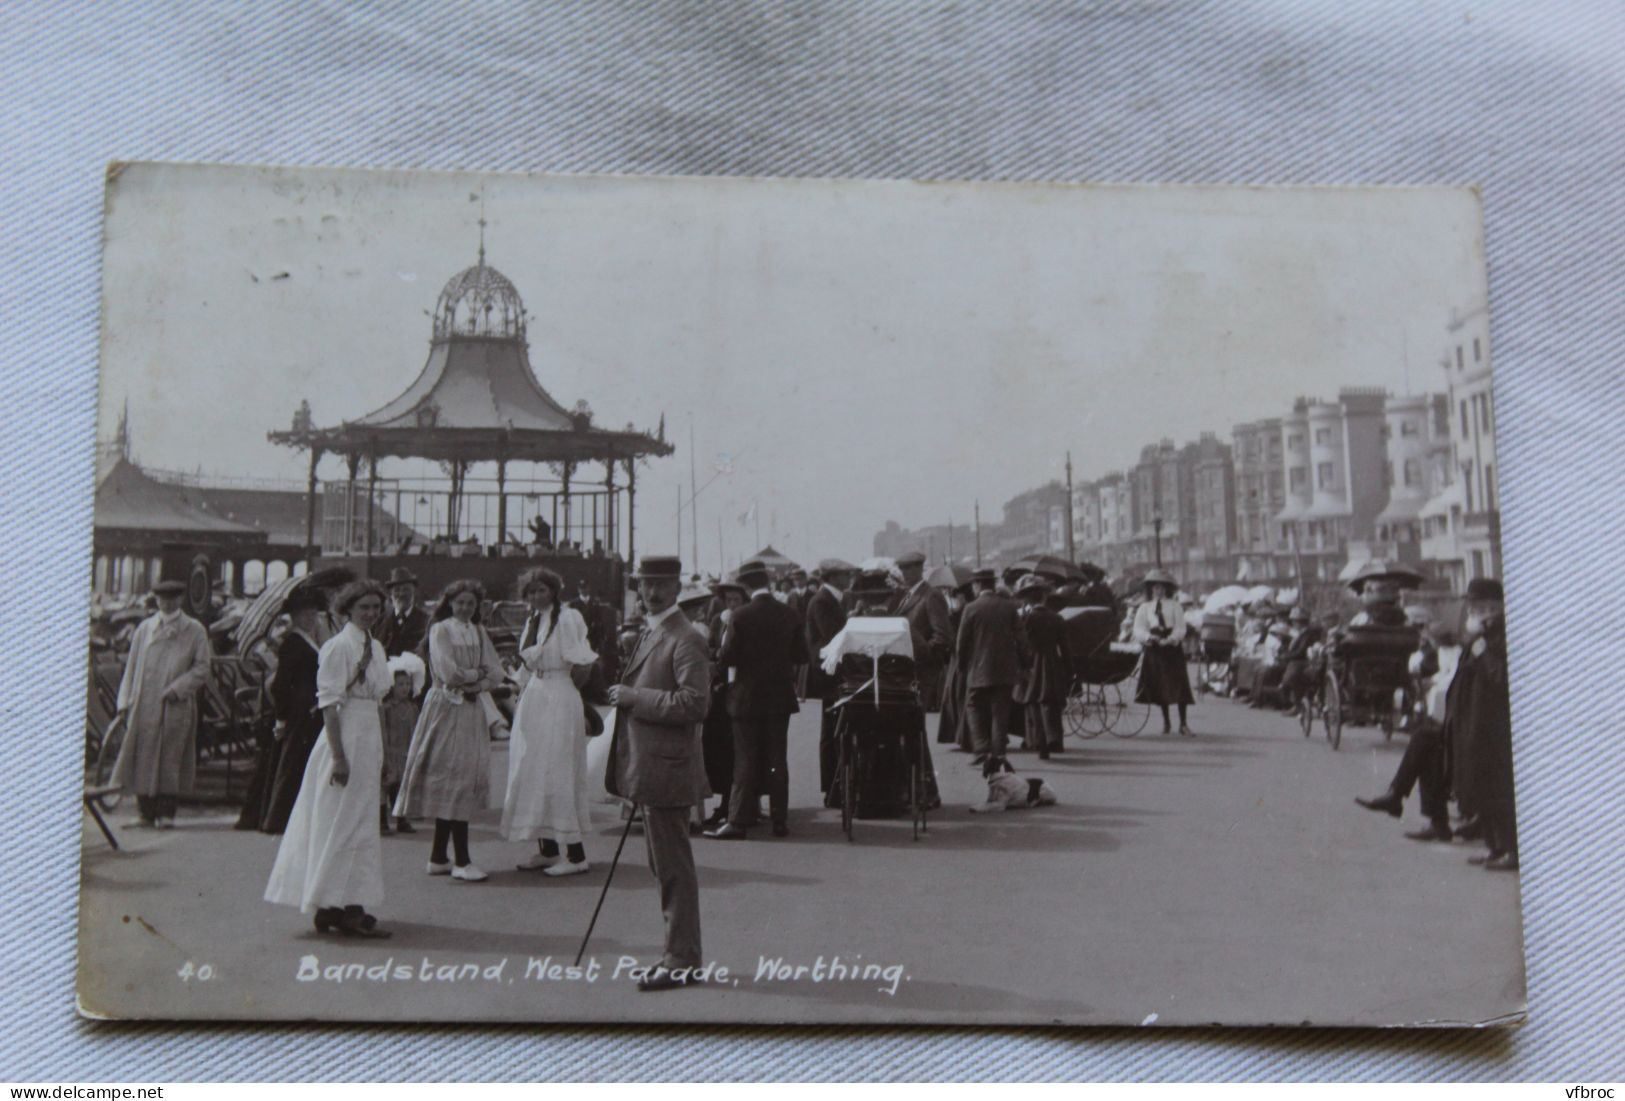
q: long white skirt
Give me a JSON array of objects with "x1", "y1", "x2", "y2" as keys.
[
  {"x1": 264, "y1": 699, "x2": 384, "y2": 913},
  {"x1": 502, "y1": 670, "x2": 591, "y2": 844}
]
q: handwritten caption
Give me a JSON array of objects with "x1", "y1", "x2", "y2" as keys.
[{"x1": 295, "y1": 954, "x2": 909, "y2": 996}]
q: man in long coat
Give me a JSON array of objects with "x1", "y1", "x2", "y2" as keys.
[
  {"x1": 710, "y1": 560, "x2": 806, "y2": 839},
  {"x1": 1448, "y1": 578, "x2": 1517, "y2": 870},
  {"x1": 1013, "y1": 574, "x2": 1072, "y2": 759},
  {"x1": 112, "y1": 579, "x2": 213, "y2": 827},
  {"x1": 893, "y1": 550, "x2": 953, "y2": 712},
  {"x1": 956, "y1": 568, "x2": 1027, "y2": 769},
  {"x1": 607, "y1": 556, "x2": 714, "y2": 990}
]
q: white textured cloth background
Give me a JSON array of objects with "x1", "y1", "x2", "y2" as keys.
[{"x1": 3, "y1": 0, "x2": 1622, "y2": 1081}]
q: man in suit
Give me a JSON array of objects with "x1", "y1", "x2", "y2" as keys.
[
  {"x1": 893, "y1": 550, "x2": 953, "y2": 712},
  {"x1": 377, "y1": 568, "x2": 429, "y2": 657},
  {"x1": 956, "y1": 567, "x2": 1027, "y2": 771},
  {"x1": 606, "y1": 556, "x2": 713, "y2": 991},
  {"x1": 708, "y1": 560, "x2": 806, "y2": 839},
  {"x1": 804, "y1": 559, "x2": 855, "y2": 797}
]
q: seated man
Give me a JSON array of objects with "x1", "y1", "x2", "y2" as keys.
[{"x1": 1267, "y1": 605, "x2": 1322, "y2": 710}]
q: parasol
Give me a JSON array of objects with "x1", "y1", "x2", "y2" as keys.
[
  {"x1": 234, "y1": 566, "x2": 356, "y2": 651},
  {"x1": 1012, "y1": 554, "x2": 1088, "y2": 583},
  {"x1": 1203, "y1": 584, "x2": 1251, "y2": 614},
  {"x1": 926, "y1": 563, "x2": 972, "y2": 591}
]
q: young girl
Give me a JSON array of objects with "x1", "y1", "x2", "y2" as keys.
[
  {"x1": 264, "y1": 580, "x2": 393, "y2": 938},
  {"x1": 380, "y1": 653, "x2": 425, "y2": 834},
  {"x1": 393, "y1": 579, "x2": 504, "y2": 882},
  {"x1": 502, "y1": 568, "x2": 599, "y2": 875}
]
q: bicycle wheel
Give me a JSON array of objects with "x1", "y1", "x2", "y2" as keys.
[
  {"x1": 1064, "y1": 683, "x2": 1094, "y2": 739},
  {"x1": 1074, "y1": 683, "x2": 1106, "y2": 738},
  {"x1": 1108, "y1": 682, "x2": 1151, "y2": 738},
  {"x1": 1323, "y1": 674, "x2": 1343, "y2": 751}
]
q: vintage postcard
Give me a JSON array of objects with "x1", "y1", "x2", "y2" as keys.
[{"x1": 79, "y1": 164, "x2": 1522, "y2": 1025}]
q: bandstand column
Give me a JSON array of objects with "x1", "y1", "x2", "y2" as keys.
[
  {"x1": 623, "y1": 456, "x2": 637, "y2": 569},
  {"x1": 496, "y1": 458, "x2": 508, "y2": 546},
  {"x1": 344, "y1": 453, "x2": 362, "y2": 554},
  {"x1": 561, "y1": 461, "x2": 574, "y2": 548},
  {"x1": 604, "y1": 461, "x2": 616, "y2": 555},
  {"x1": 303, "y1": 447, "x2": 323, "y2": 564},
  {"x1": 364, "y1": 448, "x2": 378, "y2": 570}
]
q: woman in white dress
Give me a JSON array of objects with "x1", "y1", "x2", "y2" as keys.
[
  {"x1": 264, "y1": 580, "x2": 393, "y2": 938},
  {"x1": 393, "y1": 579, "x2": 505, "y2": 882},
  {"x1": 503, "y1": 568, "x2": 599, "y2": 876}
]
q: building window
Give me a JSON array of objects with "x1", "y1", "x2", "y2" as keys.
[
  {"x1": 1464, "y1": 463, "x2": 1474, "y2": 511},
  {"x1": 1316, "y1": 462, "x2": 1334, "y2": 490},
  {"x1": 1474, "y1": 336, "x2": 1482, "y2": 362},
  {"x1": 1485, "y1": 464, "x2": 1495, "y2": 509},
  {"x1": 1400, "y1": 420, "x2": 1419, "y2": 437},
  {"x1": 1404, "y1": 458, "x2": 1421, "y2": 486},
  {"x1": 1457, "y1": 345, "x2": 1465, "y2": 370},
  {"x1": 1315, "y1": 427, "x2": 1334, "y2": 446},
  {"x1": 1478, "y1": 394, "x2": 1490, "y2": 433},
  {"x1": 1288, "y1": 432, "x2": 1303, "y2": 449},
  {"x1": 1268, "y1": 437, "x2": 1281, "y2": 460},
  {"x1": 1290, "y1": 467, "x2": 1307, "y2": 492},
  {"x1": 1460, "y1": 400, "x2": 1469, "y2": 439},
  {"x1": 1472, "y1": 549, "x2": 1485, "y2": 578}
]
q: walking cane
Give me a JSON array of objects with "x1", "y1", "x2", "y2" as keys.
[{"x1": 574, "y1": 803, "x2": 638, "y2": 967}]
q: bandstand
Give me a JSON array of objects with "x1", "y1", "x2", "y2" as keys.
[{"x1": 269, "y1": 240, "x2": 673, "y2": 603}]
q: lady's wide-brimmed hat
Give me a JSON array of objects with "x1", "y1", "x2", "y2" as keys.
[
  {"x1": 1141, "y1": 568, "x2": 1178, "y2": 593},
  {"x1": 283, "y1": 584, "x2": 330, "y2": 615}
]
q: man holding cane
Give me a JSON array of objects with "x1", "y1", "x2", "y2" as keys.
[{"x1": 606, "y1": 556, "x2": 713, "y2": 991}]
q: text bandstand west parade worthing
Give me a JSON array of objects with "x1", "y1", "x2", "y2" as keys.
[{"x1": 84, "y1": 233, "x2": 1516, "y2": 1007}]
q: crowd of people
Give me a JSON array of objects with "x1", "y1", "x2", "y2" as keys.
[{"x1": 97, "y1": 547, "x2": 1517, "y2": 989}]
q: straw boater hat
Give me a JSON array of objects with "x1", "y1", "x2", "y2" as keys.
[
  {"x1": 734, "y1": 559, "x2": 773, "y2": 588},
  {"x1": 628, "y1": 555, "x2": 684, "y2": 590},
  {"x1": 153, "y1": 579, "x2": 187, "y2": 597}
]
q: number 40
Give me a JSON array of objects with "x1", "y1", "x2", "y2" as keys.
[{"x1": 177, "y1": 961, "x2": 216, "y2": 982}]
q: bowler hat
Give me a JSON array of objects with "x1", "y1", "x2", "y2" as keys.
[
  {"x1": 153, "y1": 579, "x2": 187, "y2": 597},
  {"x1": 969, "y1": 567, "x2": 997, "y2": 586},
  {"x1": 384, "y1": 567, "x2": 419, "y2": 588},
  {"x1": 710, "y1": 578, "x2": 747, "y2": 598},
  {"x1": 895, "y1": 550, "x2": 927, "y2": 569},
  {"x1": 817, "y1": 557, "x2": 857, "y2": 576},
  {"x1": 630, "y1": 556, "x2": 684, "y2": 582},
  {"x1": 1465, "y1": 578, "x2": 1504, "y2": 602}
]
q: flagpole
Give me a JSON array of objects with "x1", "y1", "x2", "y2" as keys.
[
  {"x1": 717, "y1": 514, "x2": 723, "y2": 577},
  {"x1": 675, "y1": 484, "x2": 682, "y2": 560},
  {"x1": 688, "y1": 413, "x2": 699, "y2": 571}
]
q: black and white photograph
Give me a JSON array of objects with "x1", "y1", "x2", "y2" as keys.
[{"x1": 78, "y1": 163, "x2": 1521, "y2": 1026}]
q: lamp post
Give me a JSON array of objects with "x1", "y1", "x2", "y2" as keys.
[{"x1": 1153, "y1": 510, "x2": 1164, "y2": 568}]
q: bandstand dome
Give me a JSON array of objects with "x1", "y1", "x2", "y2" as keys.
[{"x1": 269, "y1": 249, "x2": 672, "y2": 467}]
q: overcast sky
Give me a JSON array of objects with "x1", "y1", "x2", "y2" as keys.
[{"x1": 99, "y1": 165, "x2": 1486, "y2": 569}]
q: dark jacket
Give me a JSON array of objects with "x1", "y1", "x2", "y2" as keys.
[
  {"x1": 1280, "y1": 624, "x2": 1323, "y2": 664},
  {"x1": 269, "y1": 631, "x2": 321, "y2": 728},
  {"x1": 719, "y1": 592, "x2": 806, "y2": 718},
  {"x1": 956, "y1": 592, "x2": 1027, "y2": 689},
  {"x1": 803, "y1": 585, "x2": 849, "y2": 698},
  {"x1": 895, "y1": 581, "x2": 953, "y2": 675},
  {"x1": 377, "y1": 602, "x2": 429, "y2": 658},
  {"x1": 1447, "y1": 623, "x2": 1512, "y2": 816},
  {"x1": 1015, "y1": 604, "x2": 1072, "y2": 704}
]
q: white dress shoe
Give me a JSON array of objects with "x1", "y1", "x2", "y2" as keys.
[
  {"x1": 426, "y1": 860, "x2": 452, "y2": 876},
  {"x1": 542, "y1": 859, "x2": 589, "y2": 878},
  {"x1": 516, "y1": 853, "x2": 559, "y2": 871},
  {"x1": 451, "y1": 863, "x2": 489, "y2": 882}
]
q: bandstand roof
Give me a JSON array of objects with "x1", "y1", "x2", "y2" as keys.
[{"x1": 269, "y1": 254, "x2": 674, "y2": 467}]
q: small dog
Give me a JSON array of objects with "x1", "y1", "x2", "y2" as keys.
[{"x1": 969, "y1": 771, "x2": 1057, "y2": 814}]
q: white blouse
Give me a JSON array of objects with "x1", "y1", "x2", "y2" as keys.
[
  {"x1": 1131, "y1": 598, "x2": 1188, "y2": 646},
  {"x1": 519, "y1": 606, "x2": 598, "y2": 674},
  {"x1": 315, "y1": 622, "x2": 391, "y2": 709}
]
